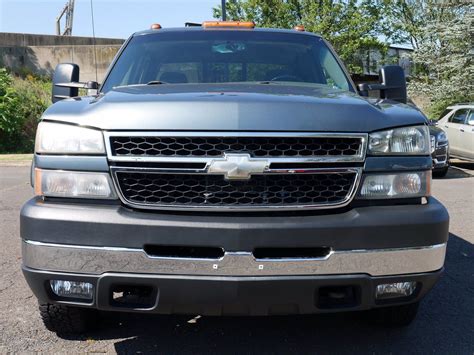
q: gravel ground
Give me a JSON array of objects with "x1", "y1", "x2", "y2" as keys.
[{"x1": 0, "y1": 163, "x2": 473, "y2": 354}]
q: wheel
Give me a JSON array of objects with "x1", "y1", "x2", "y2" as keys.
[
  {"x1": 368, "y1": 302, "x2": 419, "y2": 327},
  {"x1": 432, "y1": 166, "x2": 449, "y2": 178},
  {"x1": 39, "y1": 303, "x2": 98, "y2": 334}
]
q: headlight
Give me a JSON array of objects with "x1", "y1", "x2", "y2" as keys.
[
  {"x1": 358, "y1": 171, "x2": 430, "y2": 199},
  {"x1": 34, "y1": 169, "x2": 116, "y2": 199},
  {"x1": 368, "y1": 126, "x2": 430, "y2": 155},
  {"x1": 35, "y1": 121, "x2": 105, "y2": 154},
  {"x1": 437, "y1": 131, "x2": 448, "y2": 143}
]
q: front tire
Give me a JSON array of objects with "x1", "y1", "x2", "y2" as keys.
[
  {"x1": 39, "y1": 303, "x2": 98, "y2": 334},
  {"x1": 368, "y1": 302, "x2": 419, "y2": 327}
]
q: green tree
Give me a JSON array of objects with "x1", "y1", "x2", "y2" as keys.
[
  {"x1": 213, "y1": 0, "x2": 387, "y2": 73},
  {"x1": 410, "y1": 5, "x2": 473, "y2": 118},
  {"x1": 377, "y1": 0, "x2": 438, "y2": 49}
]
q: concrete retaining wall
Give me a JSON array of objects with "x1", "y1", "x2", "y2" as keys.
[{"x1": 0, "y1": 33, "x2": 125, "y2": 82}]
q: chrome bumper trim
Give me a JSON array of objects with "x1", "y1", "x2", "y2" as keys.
[
  {"x1": 22, "y1": 240, "x2": 446, "y2": 277},
  {"x1": 433, "y1": 157, "x2": 448, "y2": 165}
]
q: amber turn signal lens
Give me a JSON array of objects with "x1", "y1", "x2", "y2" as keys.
[
  {"x1": 202, "y1": 21, "x2": 255, "y2": 28},
  {"x1": 34, "y1": 168, "x2": 42, "y2": 196}
]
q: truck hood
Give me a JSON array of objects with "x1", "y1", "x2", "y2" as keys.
[{"x1": 42, "y1": 83, "x2": 427, "y2": 132}]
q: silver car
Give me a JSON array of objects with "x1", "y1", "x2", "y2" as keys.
[{"x1": 438, "y1": 103, "x2": 474, "y2": 162}]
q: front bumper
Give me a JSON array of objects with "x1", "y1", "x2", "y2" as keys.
[
  {"x1": 20, "y1": 197, "x2": 449, "y2": 314},
  {"x1": 432, "y1": 142, "x2": 449, "y2": 169}
]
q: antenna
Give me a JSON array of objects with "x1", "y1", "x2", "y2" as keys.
[
  {"x1": 90, "y1": 0, "x2": 98, "y2": 83},
  {"x1": 221, "y1": 0, "x2": 226, "y2": 21}
]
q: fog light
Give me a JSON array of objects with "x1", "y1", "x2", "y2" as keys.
[
  {"x1": 375, "y1": 281, "x2": 417, "y2": 300},
  {"x1": 50, "y1": 280, "x2": 94, "y2": 300}
]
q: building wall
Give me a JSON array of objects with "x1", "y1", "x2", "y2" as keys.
[{"x1": 0, "y1": 33, "x2": 124, "y2": 82}]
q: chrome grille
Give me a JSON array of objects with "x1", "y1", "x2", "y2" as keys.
[
  {"x1": 106, "y1": 132, "x2": 366, "y2": 211},
  {"x1": 110, "y1": 136, "x2": 363, "y2": 158},
  {"x1": 115, "y1": 171, "x2": 358, "y2": 209}
]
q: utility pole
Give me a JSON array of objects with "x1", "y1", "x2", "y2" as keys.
[
  {"x1": 56, "y1": 0, "x2": 75, "y2": 36},
  {"x1": 221, "y1": 0, "x2": 226, "y2": 21}
]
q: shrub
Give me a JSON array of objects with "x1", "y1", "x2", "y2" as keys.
[
  {"x1": 0, "y1": 68, "x2": 21, "y2": 136},
  {"x1": 0, "y1": 68, "x2": 51, "y2": 153}
]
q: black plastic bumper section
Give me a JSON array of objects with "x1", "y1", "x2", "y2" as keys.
[
  {"x1": 23, "y1": 266, "x2": 442, "y2": 316},
  {"x1": 20, "y1": 197, "x2": 449, "y2": 251}
]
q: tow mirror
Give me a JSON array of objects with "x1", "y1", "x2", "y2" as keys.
[
  {"x1": 357, "y1": 65, "x2": 407, "y2": 104},
  {"x1": 52, "y1": 63, "x2": 80, "y2": 103},
  {"x1": 52, "y1": 63, "x2": 99, "y2": 103}
]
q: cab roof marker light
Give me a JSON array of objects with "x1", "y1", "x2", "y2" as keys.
[
  {"x1": 150, "y1": 23, "x2": 162, "y2": 30},
  {"x1": 294, "y1": 25, "x2": 305, "y2": 31},
  {"x1": 202, "y1": 21, "x2": 255, "y2": 28}
]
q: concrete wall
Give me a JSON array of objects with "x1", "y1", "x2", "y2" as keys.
[{"x1": 0, "y1": 33, "x2": 125, "y2": 82}]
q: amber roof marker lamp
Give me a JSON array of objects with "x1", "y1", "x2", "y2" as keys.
[
  {"x1": 150, "y1": 23, "x2": 162, "y2": 30},
  {"x1": 202, "y1": 21, "x2": 256, "y2": 29},
  {"x1": 294, "y1": 25, "x2": 305, "y2": 31}
]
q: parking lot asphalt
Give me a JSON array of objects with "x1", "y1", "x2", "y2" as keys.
[{"x1": 0, "y1": 162, "x2": 473, "y2": 354}]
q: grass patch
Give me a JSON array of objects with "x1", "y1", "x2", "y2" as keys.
[{"x1": 0, "y1": 154, "x2": 33, "y2": 163}]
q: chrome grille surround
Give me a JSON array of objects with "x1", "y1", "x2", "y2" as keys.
[{"x1": 105, "y1": 132, "x2": 367, "y2": 211}]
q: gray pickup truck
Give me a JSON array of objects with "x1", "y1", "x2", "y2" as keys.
[{"x1": 21, "y1": 22, "x2": 449, "y2": 334}]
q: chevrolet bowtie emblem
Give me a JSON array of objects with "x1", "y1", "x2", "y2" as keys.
[{"x1": 208, "y1": 153, "x2": 269, "y2": 180}]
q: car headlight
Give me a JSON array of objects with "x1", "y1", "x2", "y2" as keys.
[
  {"x1": 368, "y1": 126, "x2": 430, "y2": 155},
  {"x1": 35, "y1": 121, "x2": 105, "y2": 154},
  {"x1": 358, "y1": 171, "x2": 430, "y2": 199},
  {"x1": 34, "y1": 169, "x2": 116, "y2": 199},
  {"x1": 437, "y1": 131, "x2": 448, "y2": 144}
]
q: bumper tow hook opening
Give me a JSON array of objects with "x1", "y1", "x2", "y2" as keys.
[
  {"x1": 110, "y1": 285, "x2": 156, "y2": 308},
  {"x1": 317, "y1": 285, "x2": 360, "y2": 309}
]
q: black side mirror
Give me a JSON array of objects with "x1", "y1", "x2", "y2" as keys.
[
  {"x1": 378, "y1": 65, "x2": 407, "y2": 104},
  {"x1": 357, "y1": 65, "x2": 407, "y2": 104},
  {"x1": 52, "y1": 63, "x2": 80, "y2": 103},
  {"x1": 52, "y1": 64, "x2": 100, "y2": 103}
]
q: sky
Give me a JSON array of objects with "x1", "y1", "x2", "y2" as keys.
[{"x1": 0, "y1": 0, "x2": 220, "y2": 39}]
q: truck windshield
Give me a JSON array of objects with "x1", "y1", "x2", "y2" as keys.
[{"x1": 101, "y1": 30, "x2": 352, "y2": 93}]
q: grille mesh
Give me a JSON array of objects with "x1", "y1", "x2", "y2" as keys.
[
  {"x1": 110, "y1": 136, "x2": 362, "y2": 158},
  {"x1": 115, "y1": 172, "x2": 357, "y2": 208}
]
